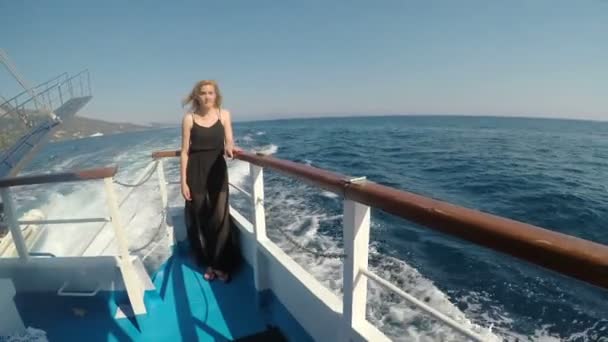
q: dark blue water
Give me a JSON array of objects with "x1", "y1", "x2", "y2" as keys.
[
  {"x1": 25, "y1": 115, "x2": 608, "y2": 341},
  {"x1": 232, "y1": 116, "x2": 608, "y2": 341}
]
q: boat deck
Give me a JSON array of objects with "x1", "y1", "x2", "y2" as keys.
[{"x1": 12, "y1": 244, "x2": 307, "y2": 341}]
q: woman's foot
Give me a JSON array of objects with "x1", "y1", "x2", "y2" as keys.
[
  {"x1": 214, "y1": 270, "x2": 231, "y2": 283},
  {"x1": 204, "y1": 267, "x2": 216, "y2": 281}
]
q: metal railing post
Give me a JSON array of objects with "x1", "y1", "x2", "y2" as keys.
[
  {"x1": 0, "y1": 188, "x2": 30, "y2": 261},
  {"x1": 155, "y1": 159, "x2": 174, "y2": 245},
  {"x1": 250, "y1": 164, "x2": 269, "y2": 295},
  {"x1": 342, "y1": 199, "x2": 370, "y2": 340},
  {"x1": 103, "y1": 177, "x2": 146, "y2": 314},
  {"x1": 103, "y1": 178, "x2": 131, "y2": 261},
  {"x1": 157, "y1": 160, "x2": 168, "y2": 210}
]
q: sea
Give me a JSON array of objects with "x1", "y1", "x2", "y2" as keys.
[{"x1": 14, "y1": 115, "x2": 608, "y2": 341}]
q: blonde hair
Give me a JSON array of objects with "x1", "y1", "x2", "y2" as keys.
[{"x1": 183, "y1": 80, "x2": 223, "y2": 113}]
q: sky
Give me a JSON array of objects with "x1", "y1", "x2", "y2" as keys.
[{"x1": 1, "y1": 0, "x2": 607, "y2": 124}]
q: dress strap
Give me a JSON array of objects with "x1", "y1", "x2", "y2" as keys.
[{"x1": 217, "y1": 108, "x2": 222, "y2": 122}]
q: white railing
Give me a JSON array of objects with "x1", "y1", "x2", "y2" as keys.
[
  {"x1": 154, "y1": 156, "x2": 485, "y2": 341},
  {"x1": 247, "y1": 166, "x2": 485, "y2": 340},
  {"x1": 0, "y1": 69, "x2": 92, "y2": 123},
  {"x1": 359, "y1": 269, "x2": 483, "y2": 341},
  {"x1": 0, "y1": 167, "x2": 147, "y2": 315}
]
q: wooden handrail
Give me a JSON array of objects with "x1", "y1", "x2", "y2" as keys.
[
  {"x1": 151, "y1": 149, "x2": 608, "y2": 289},
  {"x1": 152, "y1": 150, "x2": 180, "y2": 159},
  {"x1": 0, "y1": 166, "x2": 117, "y2": 188}
]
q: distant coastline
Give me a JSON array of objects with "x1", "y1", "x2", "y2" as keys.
[{"x1": 50, "y1": 117, "x2": 155, "y2": 142}]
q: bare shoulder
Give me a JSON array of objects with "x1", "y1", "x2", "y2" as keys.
[
  {"x1": 220, "y1": 109, "x2": 232, "y2": 123},
  {"x1": 182, "y1": 112, "x2": 193, "y2": 126}
]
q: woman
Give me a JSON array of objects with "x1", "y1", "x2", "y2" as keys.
[{"x1": 181, "y1": 80, "x2": 242, "y2": 282}]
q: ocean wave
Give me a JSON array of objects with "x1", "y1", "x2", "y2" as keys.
[{"x1": 255, "y1": 144, "x2": 278, "y2": 155}]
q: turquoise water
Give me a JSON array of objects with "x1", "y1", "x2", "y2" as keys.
[{"x1": 22, "y1": 115, "x2": 608, "y2": 341}]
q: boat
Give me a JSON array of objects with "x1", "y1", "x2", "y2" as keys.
[{"x1": 1, "y1": 54, "x2": 607, "y2": 342}]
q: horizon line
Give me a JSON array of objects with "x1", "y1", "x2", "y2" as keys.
[
  {"x1": 146, "y1": 113, "x2": 608, "y2": 125},
  {"x1": 234, "y1": 113, "x2": 608, "y2": 124},
  {"x1": 79, "y1": 112, "x2": 608, "y2": 126}
]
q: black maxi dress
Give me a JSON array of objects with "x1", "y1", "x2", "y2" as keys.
[{"x1": 185, "y1": 112, "x2": 240, "y2": 273}]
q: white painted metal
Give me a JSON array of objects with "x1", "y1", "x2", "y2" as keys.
[
  {"x1": 103, "y1": 177, "x2": 146, "y2": 315},
  {"x1": 361, "y1": 268, "x2": 485, "y2": 341},
  {"x1": 103, "y1": 178, "x2": 131, "y2": 260},
  {"x1": 0, "y1": 256, "x2": 122, "y2": 292},
  {"x1": 116, "y1": 258, "x2": 146, "y2": 316},
  {"x1": 156, "y1": 159, "x2": 174, "y2": 246},
  {"x1": 250, "y1": 164, "x2": 269, "y2": 293},
  {"x1": 229, "y1": 182, "x2": 251, "y2": 198},
  {"x1": 0, "y1": 188, "x2": 29, "y2": 261},
  {"x1": 157, "y1": 159, "x2": 168, "y2": 210},
  {"x1": 80, "y1": 160, "x2": 158, "y2": 256},
  {"x1": 230, "y1": 204, "x2": 389, "y2": 342},
  {"x1": 18, "y1": 217, "x2": 110, "y2": 225},
  {"x1": 342, "y1": 200, "x2": 371, "y2": 341},
  {"x1": 57, "y1": 281, "x2": 101, "y2": 297}
]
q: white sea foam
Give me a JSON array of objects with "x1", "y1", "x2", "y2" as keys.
[
  {"x1": 241, "y1": 134, "x2": 254, "y2": 143},
  {"x1": 255, "y1": 144, "x2": 278, "y2": 155},
  {"x1": 321, "y1": 190, "x2": 338, "y2": 199},
  {"x1": 263, "y1": 187, "x2": 500, "y2": 341}
]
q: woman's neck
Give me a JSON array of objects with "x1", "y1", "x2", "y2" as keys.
[{"x1": 196, "y1": 106, "x2": 216, "y2": 117}]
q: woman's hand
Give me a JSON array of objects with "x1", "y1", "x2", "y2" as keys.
[
  {"x1": 181, "y1": 182, "x2": 192, "y2": 201},
  {"x1": 225, "y1": 144, "x2": 243, "y2": 159}
]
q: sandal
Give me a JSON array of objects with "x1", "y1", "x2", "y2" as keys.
[
  {"x1": 204, "y1": 268, "x2": 216, "y2": 281},
  {"x1": 214, "y1": 271, "x2": 231, "y2": 283}
]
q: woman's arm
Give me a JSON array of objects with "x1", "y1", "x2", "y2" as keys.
[
  {"x1": 180, "y1": 114, "x2": 192, "y2": 200},
  {"x1": 222, "y1": 110, "x2": 241, "y2": 158}
]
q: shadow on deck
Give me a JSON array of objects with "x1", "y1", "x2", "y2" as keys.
[
  {"x1": 9, "y1": 206, "x2": 310, "y2": 341},
  {"x1": 12, "y1": 247, "x2": 288, "y2": 341}
]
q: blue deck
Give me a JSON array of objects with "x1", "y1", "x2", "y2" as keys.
[{"x1": 13, "y1": 246, "x2": 311, "y2": 341}]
